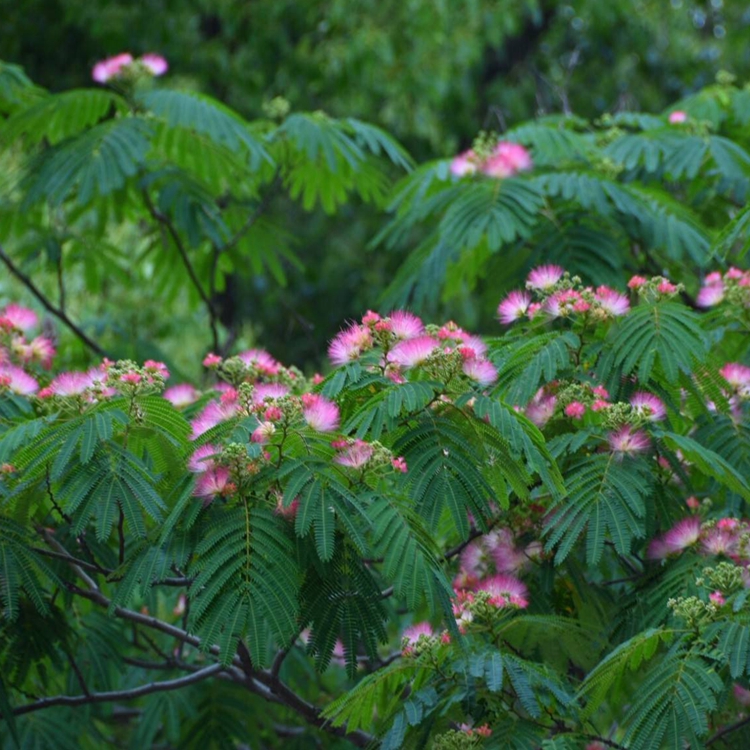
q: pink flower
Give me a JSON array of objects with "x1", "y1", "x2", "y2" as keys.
[
  {"x1": 388, "y1": 310, "x2": 424, "y2": 340},
  {"x1": 697, "y1": 281, "x2": 724, "y2": 308},
  {"x1": 188, "y1": 444, "x2": 221, "y2": 473},
  {"x1": 164, "y1": 383, "x2": 200, "y2": 407},
  {"x1": 462, "y1": 358, "x2": 498, "y2": 386},
  {"x1": 686, "y1": 496, "x2": 700, "y2": 510},
  {"x1": 190, "y1": 399, "x2": 238, "y2": 439},
  {"x1": 721, "y1": 363, "x2": 750, "y2": 395},
  {"x1": 27, "y1": 336, "x2": 55, "y2": 368},
  {"x1": 202, "y1": 353, "x2": 222, "y2": 367},
  {"x1": 607, "y1": 426, "x2": 650, "y2": 455},
  {"x1": 527, "y1": 264, "x2": 564, "y2": 291},
  {"x1": 592, "y1": 385, "x2": 609, "y2": 399},
  {"x1": 334, "y1": 439, "x2": 374, "y2": 468},
  {"x1": 662, "y1": 516, "x2": 701, "y2": 553},
  {"x1": 628, "y1": 275, "x2": 648, "y2": 289},
  {"x1": 497, "y1": 291, "x2": 531, "y2": 325},
  {"x1": 388, "y1": 335, "x2": 439, "y2": 367},
  {"x1": 328, "y1": 323, "x2": 372, "y2": 366},
  {"x1": 238, "y1": 349, "x2": 280, "y2": 376},
  {"x1": 525, "y1": 390, "x2": 557, "y2": 428},
  {"x1": 1, "y1": 304, "x2": 38, "y2": 332},
  {"x1": 275, "y1": 494, "x2": 299, "y2": 520},
  {"x1": 302, "y1": 394, "x2": 340, "y2": 432},
  {"x1": 630, "y1": 391, "x2": 666, "y2": 421},
  {"x1": 669, "y1": 110, "x2": 688, "y2": 124},
  {"x1": 144, "y1": 360, "x2": 169, "y2": 379},
  {"x1": 251, "y1": 421, "x2": 276, "y2": 444},
  {"x1": 120, "y1": 372, "x2": 142, "y2": 384},
  {"x1": 392, "y1": 456, "x2": 408, "y2": 473},
  {"x1": 595, "y1": 286, "x2": 630, "y2": 316},
  {"x1": 92, "y1": 53, "x2": 134, "y2": 83},
  {"x1": 402, "y1": 622, "x2": 434, "y2": 650},
  {"x1": 591, "y1": 399, "x2": 609, "y2": 412},
  {"x1": 709, "y1": 591, "x2": 726, "y2": 606},
  {"x1": 459, "y1": 540, "x2": 490, "y2": 579},
  {"x1": 140, "y1": 53, "x2": 168, "y2": 76},
  {"x1": 194, "y1": 467, "x2": 235, "y2": 500},
  {"x1": 565, "y1": 401, "x2": 586, "y2": 420},
  {"x1": 487, "y1": 529, "x2": 527, "y2": 574},
  {"x1": 701, "y1": 527, "x2": 737, "y2": 556},
  {"x1": 476, "y1": 574, "x2": 529, "y2": 608},
  {"x1": 482, "y1": 142, "x2": 533, "y2": 178},
  {"x1": 450, "y1": 149, "x2": 479, "y2": 177},
  {"x1": 657, "y1": 280, "x2": 678, "y2": 295},
  {"x1": 252, "y1": 383, "x2": 289, "y2": 403},
  {"x1": 0, "y1": 365, "x2": 38, "y2": 395},
  {"x1": 46, "y1": 371, "x2": 93, "y2": 397}
]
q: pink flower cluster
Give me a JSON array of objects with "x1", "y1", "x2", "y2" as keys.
[
  {"x1": 497, "y1": 266, "x2": 631, "y2": 325},
  {"x1": 697, "y1": 268, "x2": 750, "y2": 309},
  {"x1": 328, "y1": 311, "x2": 498, "y2": 386},
  {"x1": 648, "y1": 516, "x2": 750, "y2": 564},
  {"x1": 0, "y1": 304, "x2": 56, "y2": 395},
  {"x1": 92, "y1": 53, "x2": 168, "y2": 83},
  {"x1": 450, "y1": 141, "x2": 533, "y2": 179}
]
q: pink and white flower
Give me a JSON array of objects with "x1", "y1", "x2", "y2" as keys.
[
  {"x1": 194, "y1": 467, "x2": 235, "y2": 500},
  {"x1": 595, "y1": 286, "x2": 630, "y2": 316},
  {"x1": 697, "y1": 279, "x2": 725, "y2": 308},
  {"x1": 402, "y1": 622, "x2": 434, "y2": 653},
  {"x1": 668, "y1": 110, "x2": 688, "y2": 124},
  {"x1": 565, "y1": 401, "x2": 586, "y2": 420},
  {"x1": 188, "y1": 444, "x2": 221, "y2": 473},
  {"x1": 663, "y1": 516, "x2": 701, "y2": 553},
  {"x1": 0, "y1": 304, "x2": 38, "y2": 332},
  {"x1": 333, "y1": 439, "x2": 374, "y2": 469},
  {"x1": 190, "y1": 398, "x2": 239, "y2": 439},
  {"x1": 92, "y1": 53, "x2": 134, "y2": 83},
  {"x1": 630, "y1": 391, "x2": 666, "y2": 421},
  {"x1": 450, "y1": 149, "x2": 479, "y2": 177},
  {"x1": 328, "y1": 323, "x2": 373, "y2": 366},
  {"x1": 388, "y1": 335, "x2": 438, "y2": 367},
  {"x1": 721, "y1": 363, "x2": 750, "y2": 396},
  {"x1": 482, "y1": 142, "x2": 533, "y2": 178},
  {"x1": 301, "y1": 394, "x2": 340, "y2": 432},
  {"x1": 462, "y1": 358, "x2": 498, "y2": 386},
  {"x1": 238, "y1": 349, "x2": 280, "y2": 376},
  {"x1": 164, "y1": 383, "x2": 200, "y2": 407},
  {"x1": 527, "y1": 264, "x2": 564, "y2": 291},
  {"x1": 0, "y1": 365, "x2": 38, "y2": 395},
  {"x1": 140, "y1": 53, "x2": 168, "y2": 76},
  {"x1": 388, "y1": 310, "x2": 424, "y2": 340},
  {"x1": 608, "y1": 426, "x2": 650, "y2": 455},
  {"x1": 252, "y1": 383, "x2": 289, "y2": 403},
  {"x1": 476, "y1": 573, "x2": 529, "y2": 608},
  {"x1": 525, "y1": 389, "x2": 557, "y2": 428},
  {"x1": 497, "y1": 291, "x2": 531, "y2": 325}
]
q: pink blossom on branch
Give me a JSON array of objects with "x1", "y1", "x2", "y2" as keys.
[
  {"x1": 0, "y1": 304, "x2": 38, "y2": 333},
  {"x1": 0, "y1": 365, "x2": 38, "y2": 395},
  {"x1": 163, "y1": 383, "x2": 200, "y2": 407},
  {"x1": 301, "y1": 394, "x2": 340, "y2": 432},
  {"x1": 387, "y1": 335, "x2": 438, "y2": 367},
  {"x1": 629, "y1": 391, "x2": 666, "y2": 421},
  {"x1": 497, "y1": 291, "x2": 531, "y2": 325},
  {"x1": 92, "y1": 53, "x2": 134, "y2": 83},
  {"x1": 527, "y1": 264, "x2": 564, "y2": 291},
  {"x1": 140, "y1": 53, "x2": 169, "y2": 76}
]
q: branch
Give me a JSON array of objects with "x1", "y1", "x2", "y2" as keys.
[
  {"x1": 222, "y1": 173, "x2": 281, "y2": 252},
  {"x1": 0, "y1": 243, "x2": 106, "y2": 356},
  {"x1": 707, "y1": 715, "x2": 750, "y2": 746},
  {"x1": 13, "y1": 663, "x2": 223, "y2": 717},
  {"x1": 141, "y1": 189, "x2": 219, "y2": 351}
]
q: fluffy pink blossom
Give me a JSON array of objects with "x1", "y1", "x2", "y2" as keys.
[
  {"x1": 92, "y1": 53, "x2": 134, "y2": 83},
  {"x1": 721, "y1": 363, "x2": 750, "y2": 395},
  {"x1": 608, "y1": 426, "x2": 650, "y2": 455},
  {"x1": 202, "y1": 353, "x2": 222, "y2": 367},
  {"x1": 328, "y1": 323, "x2": 372, "y2": 366},
  {"x1": 701, "y1": 527, "x2": 737, "y2": 556},
  {"x1": 734, "y1": 683, "x2": 750, "y2": 706},
  {"x1": 462, "y1": 358, "x2": 498, "y2": 386},
  {"x1": 120, "y1": 372, "x2": 142, "y2": 385},
  {"x1": 188, "y1": 444, "x2": 221, "y2": 473},
  {"x1": 252, "y1": 383, "x2": 289, "y2": 403},
  {"x1": 402, "y1": 622, "x2": 434, "y2": 649},
  {"x1": 595, "y1": 286, "x2": 630, "y2": 316},
  {"x1": 657, "y1": 280, "x2": 678, "y2": 295},
  {"x1": 301, "y1": 394, "x2": 340, "y2": 432},
  {"x1": 663, "y1": 516, "x2": 701, "y2": 553},
  {"x1": 238, "y1": 349, "x2": 280, "y2": 376},
  {"x1": 497, "y1": 291, "x2": 531, "y2": 325},
  {"x1": 630, "y1": 391, "x2": 666, "y2": 421},
  {"x1": 525, "y1": 389, "x2": 557, "y2": 428},
  {"x1": 388, "y1": 335, "x2": 438, "y2": 367},
  {"x1": 163, "y1": 383, "x2": 200, "y2": 407},
  {"x1": 527, "y1": 264, "x2": 564, "y2": 291},
  {"x1": 190, "y1": 399, "x2": 239, "y2": 439},
  {"x1": 460, "y1": 540, "x2": 490, "y2": 579},
  {"x1": 1, "y1": 304, "x2": 38, "y2": 332},
  {"x1": 26, "y1": 336, "x2": 55, "y2": 368},
  {"x1": 697, "y1": 280, "x2": 725, "y2": 308},
  {"x1": 487, "y1": 529, "x2": 527, "y2": 574},
  {"x1": 450, "y1": 149, "x2": 479, "y2": 177},
  {"x1": 251, "y1": 421, "x2": 276, "y2": 444},
  {"x1": 482, "y1": 141, "x2": 533, "y2": 178},
  {"x1": 565, "y1": 401, "x2": 586, "y2": 419},
  {"x1": 333, "y1": 439, "x2": 373, "y2": 468},
  {"x1": 628, "y1": 275, "x2": 648, "y2": 289},
  {"x1": 140, "y1": 53, "x2": 168, "y2": 76},
  {"x1": 0, "y1": 365, "x2": 38, "y2": 395},
  {"x1": 544, "y1": 289, "x2": 582, "y2": 318},
  {"x1": 388, "y1": 310, "x2": 424, "y2": 340},
  {"x1": 392, "y1": 456, "x2": 408, "y2": 473},
  {"x1": 46, "y1": 371, "x2": 93, "y2": 397},
  {"x1": 476, "y1": 574, "x2": 529, "y2": 608},
  {"x1": 194, "y1": 467, "x2": 235, "y2": 500},
  {"x1": 669, "y1": 110, "x2": 688, "y2": 124}
]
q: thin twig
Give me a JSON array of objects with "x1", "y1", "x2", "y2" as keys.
[
  {"x1": 141, "y1": 189, "x2": 219, "y2": 351},
  {"x1": 707, "y1": 715, "x2": 750, "y2": 746},
  {"x1": 0, "y1": 243, "x2": 106, "y2": 356},
  {"x1": 13, "y1": 663, "x2": 223, "y2": 717}
]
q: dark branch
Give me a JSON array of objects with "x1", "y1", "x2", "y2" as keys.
[
  {"x1": 707, "y1": 715, "x2": 750, "y2": 746},
  {"x1": 13, "y1": 663, "x2": 223, "y2": 717},
  {"x1": 0, "y1": 243, "x2": 106, "y2": 356},
  {"x1": 141, "y1": 189, "x2": 219, "y2": 351}
]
